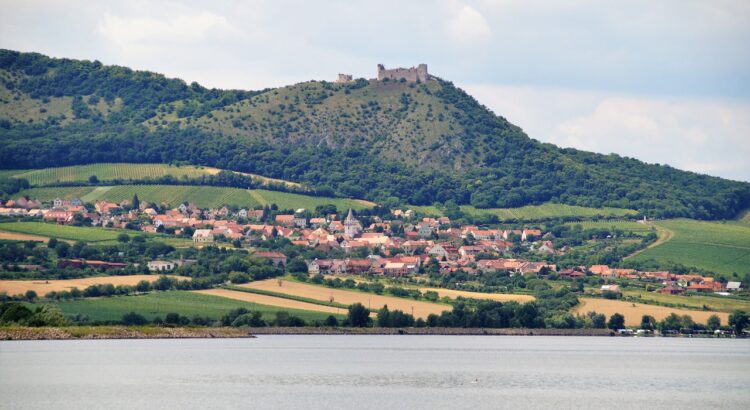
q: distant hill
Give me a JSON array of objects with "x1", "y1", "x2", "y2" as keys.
[{"x1": 1, "y1": 49, "x2": 748, "y2": 219}]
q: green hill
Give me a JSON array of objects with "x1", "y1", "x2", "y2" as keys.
[{"x1": 1, "y1": 49, "x2": 748, "y2": 219}]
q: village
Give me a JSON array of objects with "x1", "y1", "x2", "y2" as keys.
[{"x1": 0, "y1": 195, "x2": 742, "y2": 297}]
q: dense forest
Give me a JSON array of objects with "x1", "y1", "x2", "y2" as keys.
[{"x1": 1, "y1": 49, "x2": 748, "y2": 219}]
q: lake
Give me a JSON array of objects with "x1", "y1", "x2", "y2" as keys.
[{"x1": 1, "y1": 336, "x2": 748, "y2": 409}]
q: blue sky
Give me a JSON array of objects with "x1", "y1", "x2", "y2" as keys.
[{"x1": 2, "y1": 0, "x2": 748, "y2": 181}]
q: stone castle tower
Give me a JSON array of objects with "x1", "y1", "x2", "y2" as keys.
[{"x1": 377, "y1": 64, "x2": 429, "y2": 83}]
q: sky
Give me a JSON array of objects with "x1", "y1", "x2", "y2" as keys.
[{"x1": 1, "y1": 0, "x2": 748, "y2": 181}]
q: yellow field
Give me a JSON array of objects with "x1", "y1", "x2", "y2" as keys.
[
  {"x1": 0, "y1": 275, "x2": 190, "y2": 296},
  {"x1": 0, "y1": 231, "x2": 71, "y2": 244},
  {"x1": 418, "y1": 287, "x2": 535, "y2": 303},
  {"x1": 194, "y1": 288, "x2": 346, "y2": 316},
  {"x1": 575, "y1": 297, "x2": 729, "y2": 326},
  {"x1": 241, "y1": 279, "x2": 452, "y2": 319}
]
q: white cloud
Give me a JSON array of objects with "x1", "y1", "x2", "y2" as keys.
[
  {"x1": 97, "y1": 11, "x2": 242, "y2": 48},
  {"x1": 446, "y1": 2, "x2": 492, "y2": 44},
  {"x1": 463, "y1": 84, "x2": 750, "y2": 182}
]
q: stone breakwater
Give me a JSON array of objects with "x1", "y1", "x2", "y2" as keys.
[
  {"x1": 0, "y1": 326, "x2": 253, "y2": 340},
  {"x1": 247, "y1": 327, "x2": 616, "y2": 336}
]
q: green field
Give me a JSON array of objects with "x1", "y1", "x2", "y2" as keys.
[
  {"x1": 411, "y1": 203, "x2": 637, "y2": 221},
  {"x1": 629, "y1": 219, "x2": 750, "y2": 276},
  {"x1": 0, "y1": 221, "x2": 193, "y2": 246},
  {"x1": 0, "y1": 163, "x2": 303, "y2": 188},
  {"x1": 16, "y1": 185, "x2": 373, "y2": 212},
  {"x1": 49, "y1": 291, "x2": 344, "y2": 323},
  {"x1": 623, "y1": 288, "x2": 750, "y2": 313}
]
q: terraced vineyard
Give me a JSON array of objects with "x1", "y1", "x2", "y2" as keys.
[
  {"x1": 629, "y1": 219, "x2": 750, "y2": 276},
  {"x1": 16, "y1": 185, "x2": 373, "y2": 211},
  {"x1": 2, "y1": 163, "x2": 215, "y2": 185}
]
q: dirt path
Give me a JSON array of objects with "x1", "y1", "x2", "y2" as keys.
[{"x1": 624, "y1": 222, "x2": 673, "y2": 259}]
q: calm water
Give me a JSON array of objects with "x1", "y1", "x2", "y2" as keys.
[{"x1": 1, "y1": 336, "x2": 749, "y2": 409}]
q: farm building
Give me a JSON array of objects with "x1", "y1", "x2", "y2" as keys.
[{"x1": 192, "y1": 229, "x2": 214, "y2": 243}]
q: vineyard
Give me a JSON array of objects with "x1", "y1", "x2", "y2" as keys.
[
  {"x1": 411, "y1": 203, "x2": 637, "y2": 221},
  {"x1": 16, "y1": 185, "x2": 373, "y2": 212},
  {"x1": 629, "y1": 219, "x2": 750, "y2": 276},
  {"x1": 3, "y1": 163, "x2": 216, "y2": 185},
  {"x1": 1, "y1": 163, "x2": 303, "y2": 188}
]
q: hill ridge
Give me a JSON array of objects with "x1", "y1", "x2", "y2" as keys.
[{"x1": 0, "y1": 49, "x2": 748, "y2": 220}]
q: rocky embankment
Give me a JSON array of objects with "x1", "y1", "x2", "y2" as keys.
[
  {"x1": 0, "y1": 326, "x2": 253, "y2": 340},
  {"x1": 247, "y1": 327, "x2": 615, "y2": 336}
]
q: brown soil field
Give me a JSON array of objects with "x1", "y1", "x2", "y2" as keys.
[
  {"x1": 418, "y1": 287, "x2": 535, "y2": 303},
  {"x1": 575, "y1": 297, "x2": 729, "y2": 326},
  {"x1": 241, "y1": 279, "x2": 452, "y2": 319},
  {"x1": 0, "y1": 275, "x2": 190, "y2": 296},
  {"x1": 194, "y1": 288, "x2": 346, "y2": 315},
  {"x1": 0, "y1": 231, "x2": 72, "y2": 244}
]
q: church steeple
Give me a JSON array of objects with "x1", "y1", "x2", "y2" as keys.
[{"x1": 343, "y1": 208, "x2": 361, "y2": 236}]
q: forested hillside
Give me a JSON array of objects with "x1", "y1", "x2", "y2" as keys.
[{"x1": 1, "y1": 49, "x2": 748, "y2": 219}]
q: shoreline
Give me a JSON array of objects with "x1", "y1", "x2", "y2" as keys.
[
  {"x1": 0, "y1": 326, "x2": 254, "y2": 340},
  {"x1": 2, "y1": 326, "x2": 742, "y2": 340},
  {"x1": 0, "y1": 326, "x2": 617, "y2": 340}
]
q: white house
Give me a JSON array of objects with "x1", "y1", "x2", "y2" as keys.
[{"x1": 147, "y1": 260, "x2": 176, "y2": 271}]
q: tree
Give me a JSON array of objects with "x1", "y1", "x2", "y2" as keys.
[
  {"x1": 88, "y1": 175, "x2": 98, "y2": 184},
  {"x1": 586, "y1": 311, "x2": 606, "y2": 329},
  {"x1": 132, "y1": 194, "x2": 140, "y2": 210},
  {"x1": 658, "y1": 313, "x2": 682, "y2": 334},
  {"x1": 25, "y1": 290, "x2": 37, "y2": 301},
  {"x1": 607, "y1": 313, "x2": 625, "y2": 330},
  {"x1": 55, "y1": 241, "x2": 70, "y2": 258},
  {"x1": 117, "y1": 233, "x2": 130, "y2": 243},
  {"x1": 376, "y1": 305, "x2": 391, "y2": 327},
  {"x1": 135, "y1": 280, "x2": 151, "y2": 293},
  {"x1": 47, "y1": 237, "x2": 58, "y2": 249},
  {"x1": 121, "y1": 312, "x2": 147, "y2": 326},
  {"x1": 347, "y1": 303, "x2": 370, "y2": 327},
  {"x1": 728, "y1": 311, "x2": 748, "y2": 335},
  {"x1": 286, "y1": 258, "x2": 308, "y2": 274},
  {"x1": 640, "y1": 315, "x2": 656, "y2": 331},
  {"x1": 324, "y1": 315, "x2": 339, "y2": 326},
  {"x1": 707, "y1": 314, "x2": 721, "y2": 331}
]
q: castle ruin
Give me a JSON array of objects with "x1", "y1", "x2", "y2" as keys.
[
  {"x1": 336, "y1": 73, "x2": 353, "y2": 83},
  {"x1": 377, "y1": 64, "x2": 429, "y2": 83}
]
